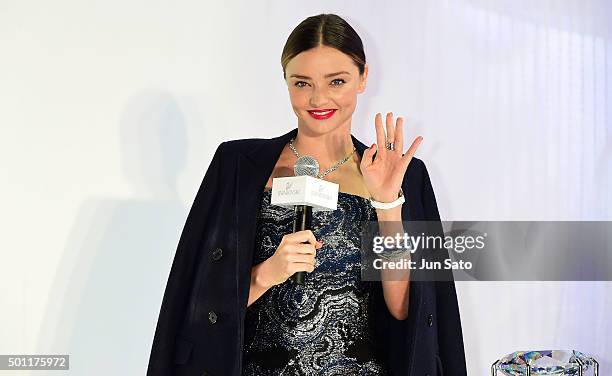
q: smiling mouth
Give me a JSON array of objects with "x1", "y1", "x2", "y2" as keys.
[
  {"x1": 308, "y1": 109, "x2": 335, "y2": 115},
  {"x1": 307, "y1": 109, "x2": 337, "y2": 119}
]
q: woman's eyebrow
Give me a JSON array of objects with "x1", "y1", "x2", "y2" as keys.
[{"x1": 289, "y1": 71, "x2": 350, "y2": 79}]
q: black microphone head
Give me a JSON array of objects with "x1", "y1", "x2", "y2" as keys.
[{"x1": 293, "y1": 155, "x2": 319, "y2": 177}]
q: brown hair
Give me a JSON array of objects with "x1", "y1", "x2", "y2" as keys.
[{"x1": 281, "y1": 14, "x2": 366, "y2": 79}]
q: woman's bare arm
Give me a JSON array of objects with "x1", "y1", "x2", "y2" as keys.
[
  {"x1": 247, "y1": 262, "x2": 273, "y2": 307},
  {"x1": 376, "y1": 206, "x2": 411, "y2": 320}
]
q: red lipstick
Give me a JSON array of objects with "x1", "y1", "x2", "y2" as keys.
[{"x1": 307, "y1": 109, "x2": 337, "y2": 120}]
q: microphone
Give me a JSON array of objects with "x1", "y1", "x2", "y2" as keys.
[
  {"x1": 290, "y1": 156, "x2": 319, "y2": 285},
  {"x1": 269, "y1": 157, "x2": 339, "y2": 285}
]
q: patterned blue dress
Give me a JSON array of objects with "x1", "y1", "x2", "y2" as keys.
[{"x1": 242, "y1": 190, "x2": 389, "y2": 375}]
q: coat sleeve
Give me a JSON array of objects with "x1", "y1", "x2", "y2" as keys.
[
  {"x1": 146, "y1": 142, "x2": 226, "y2": 375},
  {"x1": 421, "y1": 161, "x2": 468, "y2": 375}
]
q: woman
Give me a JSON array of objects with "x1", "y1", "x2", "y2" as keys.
[{"x1": 147, "y1": 13, "x2": 466, "y2": 376}]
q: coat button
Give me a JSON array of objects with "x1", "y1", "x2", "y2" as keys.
[
  {"x1": 208, "y1": 311, "x2": 217, "y2": 324},
  {"x1": 427, "y1": 314, "x2": 433, "y2": 327},
  {"x1": 211, "y1": 247, "x2": 223, "y2": 261}
]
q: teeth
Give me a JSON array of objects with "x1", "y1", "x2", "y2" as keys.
[{"x1": 311, "y1": 110, "x2": 334, "y2": 115}]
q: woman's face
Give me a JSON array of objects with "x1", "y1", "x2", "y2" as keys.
[{"x1": 285, "y1": 45, "x2": 367, "y2": 136}]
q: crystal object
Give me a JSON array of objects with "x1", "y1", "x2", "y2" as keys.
[
  {"x1": 294, "y1": 155, "x2": 319, "y2": 177},
  {"x1": 492, "y1": 350, "x2": 598, "y2": 376}
]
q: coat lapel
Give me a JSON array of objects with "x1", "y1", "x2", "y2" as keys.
[{"x1": 235, "y1": 128, "x2": 297, "y2": 311}]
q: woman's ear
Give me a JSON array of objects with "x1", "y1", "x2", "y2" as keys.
[{"x1": 358, "y1": 64, "x2": 368, "y2": 93}]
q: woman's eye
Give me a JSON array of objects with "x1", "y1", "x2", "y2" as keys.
[{"x1": 294, "y1": 79, "x2": 345, "y2": 88}]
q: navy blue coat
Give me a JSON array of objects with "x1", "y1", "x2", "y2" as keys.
[{"x1": 147, "y1": 128, "x2": 467, "y2": 376}]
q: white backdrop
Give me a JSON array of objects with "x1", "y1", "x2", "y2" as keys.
[{"x1": 1, "y1": 0, "x2": 611, "y2": 374}]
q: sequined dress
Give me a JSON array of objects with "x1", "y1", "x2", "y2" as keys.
[{"x1": 242, "y1": 190, "x2": 389, "y2": 376}]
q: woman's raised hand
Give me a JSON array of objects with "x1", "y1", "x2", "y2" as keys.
[
  {"x1": 257, "y1": 230, "x2": 323, "y2": 287},
  {"x1": 360, "y1": 112, "x2": 423, "y2": 202}
]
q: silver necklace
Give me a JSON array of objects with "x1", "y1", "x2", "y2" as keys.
[{"x1": 289, "y1": 137, "x2": 356, "y2": 179}]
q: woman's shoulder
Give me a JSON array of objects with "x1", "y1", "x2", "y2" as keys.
[
  {"x1": 408, "y1": 156, "x2": 426, "y2": 171},
  {"x1": 405, "y1": 156, "x2": 427, "y2": 181},
  {"x1": 222, "y1": 137, "x2": 267, "y2": 152},
  {"x1": 217, "y1": 130, "x2": 293, "y2": 155}
]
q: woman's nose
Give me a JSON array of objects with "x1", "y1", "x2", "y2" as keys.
[{"x1": 309, "y1": 86, "x2": 330, "y2": 108}]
